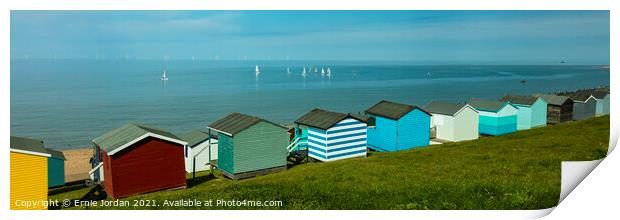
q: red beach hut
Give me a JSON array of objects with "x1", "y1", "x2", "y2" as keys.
[{"x1": 92, "y1": 123, "x2": 188, "y2": 199}]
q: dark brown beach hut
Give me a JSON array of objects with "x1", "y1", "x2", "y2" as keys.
[{"x1": 534, "y1": 94, "x2": 574, "y2": 124}]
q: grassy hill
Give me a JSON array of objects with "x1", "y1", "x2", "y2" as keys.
[{"x1": 51, "y1": 116, "x2": 609, "y2": 210}]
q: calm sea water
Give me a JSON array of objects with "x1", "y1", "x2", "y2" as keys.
[{"x1": 10, "y1": 59, "x2": 609, "y2": 149}]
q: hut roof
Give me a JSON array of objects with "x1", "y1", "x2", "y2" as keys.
[
  {"x1": 180, "y1": 131, "x2": 217, "y2": 148},
  {"x1": 295, "y1": 108, "x2": 367, "y2": 130},
  {"x1": 208, "y1": 112, "x2": 286, "y2": 136},
  {"x1": 46, "y1": 148, "x2": 66, "y2": 160},
  {"x1": 534, "y1": 94, "x2": 572, "y2": 106},
  {"x1": 10, "y1": 136, "x2": 51, "y2": 157},
  {"x1": 365, "y1": 100, "x2": 430, "y2": 120},
  {"x1": 93, "y1": 123, "x2": 184, "y2": 153},
  {"x1": 467, "y1": 99, "x2": 511, "y2": 112},
  {"x1": 591, "y1": 91, "x2": 609, "y2": 99},
  {"x1": 423, "y1": 101, "x2": 470, "y2": 116},
  {"x1": 499, "y1": 95, "x2": 541, "y2": 106}
]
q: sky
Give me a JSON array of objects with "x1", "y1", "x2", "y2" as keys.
[{"x1": 10, "y1": 11, "x2": 610, "y2": 64}]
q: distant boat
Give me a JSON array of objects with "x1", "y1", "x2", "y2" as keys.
[
  {"x1": 255, "y1": 65, "x2": 261, "y2": 76},
  {"x1": 160, "y1": 70, "x2": 169, "y2": 81},
  {"x1": 287, "y1": 67, "x2": 291, "y2": 74},
  {"x1": 560, "y1": 60, "x2": 567, "y2": 64},
  {"x1": 314, "y1": 67, "x2": 318, "y2": 73},
  {"x1": 301, "y1": 67, "x2": 307, "y2": 77},
  {"x1": 327, "y1": 67, "x2": 332, "y2": 78},
  {"x1": 426, "y1": 72, "x2": 432, "y2": 78},
  {"x1": 520, "y1": 80, "x2": 527, "y2": 84},
  {"x1": 321, "y1": 68, "x2": 325, "y2": 77}
]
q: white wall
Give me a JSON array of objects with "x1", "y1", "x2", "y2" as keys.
[{"x1": 185, "y1": 139, "x2": 219, "y2": 173}]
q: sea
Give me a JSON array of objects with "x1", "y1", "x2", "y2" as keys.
[{"x1": 10, "y1": 59, "x2": 610, "y2": 149}]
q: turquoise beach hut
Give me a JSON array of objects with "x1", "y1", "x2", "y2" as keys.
[
  {"x1": 46, "y1": 148, "x2": 66, "y2": 188},
  {"x1": 208, "y1": 113, "x2": 289, "y2": 179},
  {"x1": 499, "y1": 95, "x2": 548, "y2": 130},
  {"x1": 294, "y1": 108, "x2": 368, "y2": 162},
  {"x1": 365, "y1": 100, "x2": 431, "y2": 151},
  {"x1": 468, "y1": 99, "x2": 518, "y2": 136}
]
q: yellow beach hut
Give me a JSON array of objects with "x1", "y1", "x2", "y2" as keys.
[{"x1": 10, "y1": 136, "x2": 51, "y2": 210}]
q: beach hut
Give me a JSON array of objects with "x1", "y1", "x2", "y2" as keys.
[
  {"x1": 365, "y1": 100, "x2": 431, "y2": 151},
  {"x1": 423, "y1": 101, "x2": 479, "y2": 142},
  {"x1": 467, "y1": 99, "x2": 518, "y2": 136},
  {"x1": 592, "y1": 91, "x2": 610, "y2": 116},
  {"x1": 92, "y1": 123, "x2": 188, "y2": 199},
  {"x1": 46, "y1": 148, "x2": 66, "y2": 188},
  {"x1": 181, "y1": 131, "x2": 218, "y2": 173},
  {"x1": 556, "y1": 92, "x2": 596, "y2": 120},
  {"x1": 10, "y1": 136, "x2": 51, "y2": 210},
  {"x1": 534, "y1": 94, "x2": 574, "y2": 124},
  {"x1": 208, "y1": 113, "x2": 289, "y2": 180},
  {"x1": 294, "y1": 108, "x2": 368, "y2": 161},
  {"x1": 499, "y1": 95, "x2": 548, "y2": 130}
]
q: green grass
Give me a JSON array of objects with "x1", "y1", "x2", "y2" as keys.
[{"x1": 50, "y1": 116, "x2": 610, "y2": 210}]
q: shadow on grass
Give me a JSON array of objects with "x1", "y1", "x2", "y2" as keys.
[
  {"x1": 187, "y1": 174, "x2": 217, "y2": 188},
  {"x1": 49, "y1": 182, "x2": 89, "y2": 196}
]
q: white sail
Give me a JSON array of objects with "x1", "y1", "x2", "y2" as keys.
[
  {"x1": 287, "y1": 67, "x2": 291, "y2": 74},
  {"x1": 327, "y1": 67, "x2": 331, "y2": 78},
  {"x1": 314, "y1": 67, "x2": 318, "y2": 73},
  {"x1": 255, "y1": 65, "x2": 260, "y2": 76},
  {"x1": 161, "y1": 70, "x2": 169, "y2": 81},
  {"x1": 321, "y1": 68, "x2": 325, "y2": 75},
  {"x1": 302, "y1": 67, "x2": 307, "y2": 77}
]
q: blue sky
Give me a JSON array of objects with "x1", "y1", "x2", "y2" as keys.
[{"x1": 10, "y1": 11, "x2": 610, "y2": 64}]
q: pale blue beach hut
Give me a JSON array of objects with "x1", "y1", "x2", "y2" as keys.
[
  {"x1": 365, "y1": 100, "x2": 431, "y2": 151},
  {"x1": 499, "y1": 95, "x2": 548, "y2": 130},
  {"x1": 468, "y1": 99, "x2": 518, "y2": 136},
  {"x1": 592, "y1": 91, "x2": 610, "y2": 116}
]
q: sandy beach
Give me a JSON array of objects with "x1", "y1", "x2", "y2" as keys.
[{"x1": 62, "y1": 148, "x2": 92, "y2": 183}]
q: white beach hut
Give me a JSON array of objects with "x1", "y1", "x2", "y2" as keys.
[
  {"x1": 181, "y1": 131, "x2": 218, "y2": 173},
  {"x1": 424, "y1": 101, "x2": 479, "y2": 143}
]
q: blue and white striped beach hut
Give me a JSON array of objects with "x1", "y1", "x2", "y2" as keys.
[
  {"x1": 294, "y1": 108, "x2": 368, "y2": 162},
  {"x1": 468, "y1": 99, "x2": 518, "y2": 136}
]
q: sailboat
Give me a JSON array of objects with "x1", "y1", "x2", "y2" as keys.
[
  {"x1": 426, "y1": 72, "x2": 432, "y2": 78},
  {"x1": 160, "y1": 70, "x2": 169, "y2": 81},
  {"x1": 301, "y1": 67, "x2": 307, "y2": 77},
  {"x1": 326, "y1": 67, "x2": 332, "y2": 78},
  {"x1": 314, "y1": 66, "x2": 318, "y2": 73},
  {"x1": 287, "y1": 67, "x2": 291, "y2": 74},
  {"x1": 321, "y1": 67, "x2": 325, "y2": 77},
  {"x1": 255, "y1": 65, "x2": 261, "y2": 76}
]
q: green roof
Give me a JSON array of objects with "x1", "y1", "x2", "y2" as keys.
[
  {"x1": 534, "y1": 94, "x2": 573, "y2": 106},
  {"x1": 468, "y1": 99, "x2": 510, "y2": 112},
  {"x1": 423, "y1": 101, "x2": 469, "y2": 116},
  {"x1": 10, "y1": 136, "x2": 50, "y2": 156},
  {"x1": 180, "y1": 131, "x2": 217, "y2": 148},
  {"x1": 208, "y1": 113, "x2": 286, "y2": 136},
  {"x1": 499, "y1": 95, "x2": 541, "y2": 106},
  {"x1": 365, "y1": 100, "x2": 430, "y2": 120},
  {"x1": 295, "y1": 108, "x2": 366, "y2": 130},
  {"x1": 93, "y1": 123, "x2": 182, "y2": 153},
  {"x1": 46, "y1": 148, "x2": 66, "y2": 160}
]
